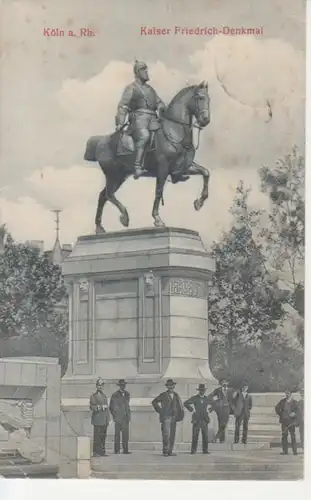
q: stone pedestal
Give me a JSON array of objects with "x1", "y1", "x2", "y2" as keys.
[
  {"x1": 61, "y1": 227, "x2": 217, "y2": 448},
  {"x1": 63, "y1": 227, "x2": 215, "y2": 384}
]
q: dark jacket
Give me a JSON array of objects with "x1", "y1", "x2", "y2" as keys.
[
  {"x1": 109, "y1": 390, "x2": 131, "y2": 424},
  {"x1": 275, "y1": 397, "x2": 299, "y2": 426},
  {"x1": 152, "y1": 391, "x2": 184, "y2": 423},
  {"x1": 184, "y1": 394, "x2": 210, "y2": 424},
  {"x1": 232, "y1": 390, "x2": 252, "y2": 418},
  {"x1": 89, "y1": 391, "x2": 110, "y2": 427},
  {"x1": 208, "y1": 387, "x2": 234, "y2": 415}
]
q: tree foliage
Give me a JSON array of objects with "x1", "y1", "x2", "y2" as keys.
[
  {"x1": 260, "y1": 147, "x2": 305, "y2": 347},
  {"x1": 209, "y1": 183, "x2": 288, "y2": 373},
  {"x1": 260, "y1": 146, "x2": 304, "y2": 290},
  {"x1": 0, "y1": 234, "x2": 68, "y2": 343}
]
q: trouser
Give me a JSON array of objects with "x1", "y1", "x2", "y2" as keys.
[
  {"x1": 131, "y1": 113, "x2": 155, "y2": 167},
  {"x1": 114, "y1": 421, "x2": 130, "y2": 453},
  {"x1": 234, "y1": 415, "x2": 249, "y2": 443},
  {"x1": 299, "y1": 422, "x2": 304, "y2": 449},
  {"x1": 93, "y1": 425, "x2": 107, "y2": 455},
  {"x1": 191, "y1": 421, "x2": 209, "y2": 453},
  {"x1": 281, "y1": 423, "x2": 297, "y2": 454},
  {"x1": 215, "y1": 410, "x2": 229, "y2": 443},
  {"x1": 161, "y1": 417, "x2": 177, "y2": 454}
]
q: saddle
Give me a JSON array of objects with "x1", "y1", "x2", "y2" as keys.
[{"x1": 112, "y1": 122, "x2": 159, "y2": 157}]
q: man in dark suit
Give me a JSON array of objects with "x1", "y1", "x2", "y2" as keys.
[
  {"x1": 89, "y1": 377, "x2": 110, "y2": 457},
  {"x1": 152, "y1": 379, "x2": 184, "y2": 457},
  {"x1": 184, "y1": 384, "x2": 211, "y2": 454},
  {"x1": 109, "y1": 379, "x2": 131, "y2": 454},
  {"x1": 298, "y1": 388, "x2": 304, "y2": 451},
  {"x1": 275, "y1": 389, "x2": 299, "y2": 455},
  {"x1": 232, "y1": 383, "x2": 252, "y2": 444},
  {"x1": 208, "y1": 379, "x2": 234, "y2": 443}
]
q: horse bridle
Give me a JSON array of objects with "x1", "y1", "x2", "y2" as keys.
[{"x1": 161, "y1": 91, "x2": 208, "y2": 151}]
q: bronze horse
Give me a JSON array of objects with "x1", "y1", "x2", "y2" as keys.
[{"x1": 84, "y1": 82, "x2": 211, "y2": 233}]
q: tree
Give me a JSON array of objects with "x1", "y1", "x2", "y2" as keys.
[
  {"x1": 209, "y1": 183, "x2": 287, "y2": 374},
  {"x1": 260, "y1": 147, "x2": 304, "y2": 288},
  {"x1": 0, "y1": 234, "x2": 68, "y2": 367},
  {"x1": 260, "y1": 147, "x2": 305, "y2": 344}
]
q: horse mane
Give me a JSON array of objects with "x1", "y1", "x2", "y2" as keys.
[{"x1": 167, "y1": 85, "x2": 197, "y2": 109}]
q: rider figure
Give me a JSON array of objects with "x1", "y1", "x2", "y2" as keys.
[{"x1": 115, "y1": 60, "x2": 166, "y2": 179}]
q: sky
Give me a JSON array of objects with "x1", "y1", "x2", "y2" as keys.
[{"x1": 0, "y1": 0, "x2": 306, "y2": 250}]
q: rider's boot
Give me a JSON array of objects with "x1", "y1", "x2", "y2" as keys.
[
  {"x1": 171, "y1": 172, "x2": 190, "y2": 184},
  {"x1": 133, "y1": 146, "x2": 148, "y2": 179},
  {"x1": 133, "y1": 162, "x2": 147, "y2": 179}
]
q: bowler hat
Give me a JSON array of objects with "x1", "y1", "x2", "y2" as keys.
[
  {"x1": 165, "y1": 379, "x2": 176, "y2": 387},
  {"x1": 197, "y1": 384, "x2": 206, "y2": 391},
  {"x1": 117, "y1": 379, "x2": 126, "y2": 386},
  {"x1": 96, "y1": 377, "x2": 104, "y2": 386}
]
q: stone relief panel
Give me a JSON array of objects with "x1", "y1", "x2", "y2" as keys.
[
  {"x1": 162, "y1": 278, "x2": 208, "y2": 299},
  {"x1": 0, "y1": 399, "x2": 44, "y2": 463}
]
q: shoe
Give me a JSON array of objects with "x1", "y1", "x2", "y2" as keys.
[
  {"x1": 123, "y1": 451, "x2": 132, "y2": 454},
  {"x1": 190, "y1": 451, "x2": 196, "y2": 455},
  {"x1": 168, "y1": 452, "x2": 177, "y2": 456},
  {"x1": 203, "y1": 451, "x2": 210, "y2": 454},
  {"x1": 280, "y1": 452, "x2": 288, "y2": 455},
  {"x1": 293, "y1": 452, "x2": 298, "y2": 455},
  {"x1": 115, "y1": 451, "x2": 121, "y2": 454},
  {"x1": 92, "y1": 453, "x2": 101, "y2": 457},
  {"x1": 233, "y1": 441, "x2": 239, "y2": 444},
  {"x1": 163, "y1": 452, "x2": 169, "y2": 457}
]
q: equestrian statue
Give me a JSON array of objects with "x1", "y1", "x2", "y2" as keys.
[{"x1": 84, "y1": 60, "x2": 211, "y2": 233}]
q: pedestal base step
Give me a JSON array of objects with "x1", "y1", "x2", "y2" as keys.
[
  {"x1": 103, "y1": 441, "x2": 269, "y2": 452},
  {"x1": 91, "y1": 450, "x2": 303, "y2": 481},
  {"x1": 270, "y1": 441, "x2": 303, "y2": 449}
]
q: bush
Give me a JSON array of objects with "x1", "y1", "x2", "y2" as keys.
[{"x1": 210, "y1": 340, "x2": 303, "y2": 392}]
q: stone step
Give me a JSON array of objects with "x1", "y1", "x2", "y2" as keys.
[
  {"x1": 0, "y1": 462, "x2": 59, "y2": 478},
  {"x1": 102, "y1": 441, "x2": 270, "y2": 451},
  {"x1": 91, "y1": 450, "x2": 303, "y2": 480},
  {"x1": 270, "y1": 441, "x2": 303, "y2": 449},
  {"x1": 92, "y1": 470, "x2": 302, "y2": 480}
]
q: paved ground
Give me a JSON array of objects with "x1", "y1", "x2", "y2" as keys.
[{"x1": 91, "y1": 449, "x2": 304, "y2": 481}]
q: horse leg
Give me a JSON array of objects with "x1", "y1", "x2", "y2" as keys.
[
  {"x1": 95, "y1": 187, "x2": 108, "y2": 234},
  {"x1": 188, "y1": 162, "x2": 210, "y2": 211},
  {"x1": 152, "y1": 165, "x2": 168, "y2": 227},
  {"x1": 105, "y1": 173, "x2": 130, "y2": 228}
]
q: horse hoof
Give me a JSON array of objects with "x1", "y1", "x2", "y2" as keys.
[
  {"x1": 120, "y1": 213, "x2": 129, "y2": 227},
  {"x1": 95, "y1": 225, "x2": 106, "y2": 234},
  {"x1": 154, "y1": 218, "x2": 165, "y2": 228},
  {"x1": 194, "y1": 199, "x2": 202, "y2": 211}
]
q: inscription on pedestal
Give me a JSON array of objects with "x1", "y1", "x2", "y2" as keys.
[{"x1": 163, "y1": 278, "x2": 208, "y2": 298}]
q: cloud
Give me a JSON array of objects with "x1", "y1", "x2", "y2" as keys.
[
  {"x1": 52, "y1": 34, "x2": 304, "y2": 174},
  {"x1": 0, "y1": 8, "x2": 305, "y2": 249},
  {"x1": 1, "y1": 163, "x2": 269, "y2": 249}
]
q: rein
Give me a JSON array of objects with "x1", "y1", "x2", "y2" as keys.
[{"x1": 162, "y1": 112, "x2": 202, "y2": 151}]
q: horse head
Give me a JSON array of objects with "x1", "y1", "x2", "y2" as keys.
[{"x1": 191, "y1": 81, "x2": 210, "y2": 128}]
